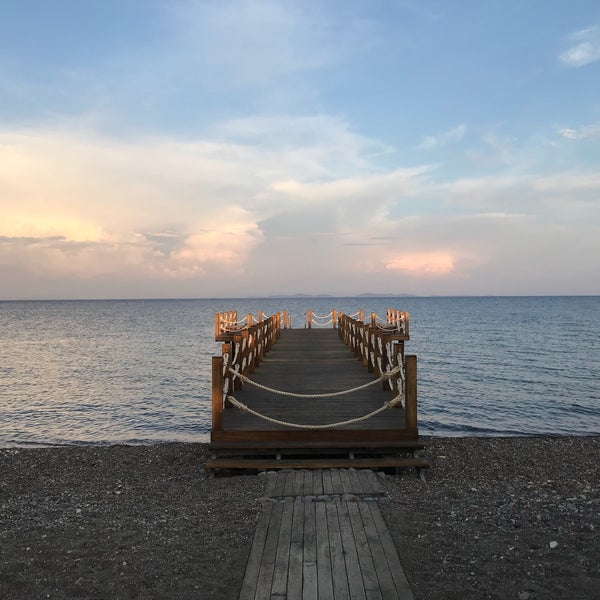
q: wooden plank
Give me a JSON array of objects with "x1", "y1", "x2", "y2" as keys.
[
  {"x1": 315, "y1": 502, "x2": 334, "y2": 599},
  {"x1": 288, "y1": 500, "x2": 305, "y2": 600},
  {"x1": 303, "y1": 501, "x2": 318, "y2": 599},
  {"x1": 313, "y1": 470, "x2": 324, "y2": 496},
  {"x1": 205, "y1": 457, "x2": 429, "y2": 470},
  {"x1": 294, "y1": 470, "x2": 305, "y2": 498},
  {"x1": 265, "y1": 472, "x2": 277, "y2": 498},
  {"x1": 302, "y1": 470, "x2": 313, "y2": 496},
  {"x1": 338, "y1": 470, "x2": 352, "y2": 494},
  {"x1": 367, "y1": 503, "x2": 414, "y2": 599},
  {"x1": 239, "y1": 503, "x2": 274, "y2": 600},
  {"x1": 254, "y1": 502, "x2": 284, "y2": 600},
  {"x1": 358, "y1": 502, "x2": 398, "y2": 599},
  {"x1": 347, "y1": 502, "x2": 382, "y2": 600},
  {"x1": 209, "y1": 440, "x2": 426, "y2": 450},
  {"x1": 348, "y1": 469, "x2": 363, "y2": 494},
  {"x1": 322, "y1": 470, "x2": 334, "y2": 495},
  {"x1": 284, "y1": 470, "x2": 297, "y2": 497},
  {"x1": 212, "y1": 430, "x2": 419, "y2": 444},
  {"x1": 273, "y1": 471, "x2": 289, "y2": 498},
  {"x1": 330, "y1": 470, "x2": 343, "y2": 494},
  {"x1": 271, "y1": 500, "x2": 294, "y2": 598},
  {"x1": 337, "y1": 502, "x2": 366, "y2": 600},
  {"x1": 364, "y1": 470, "x2": 384, "y2": 496},
  {"x1": 325, "y1": 503, "x2": 350, "y2": 600}
]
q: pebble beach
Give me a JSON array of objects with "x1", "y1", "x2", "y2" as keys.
[{"x1": 0, "y1": 437, "x2": 598, "y2": 599}]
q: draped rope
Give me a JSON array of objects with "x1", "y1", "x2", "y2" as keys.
[
  {"x1": 226, "y1": 393, "x2": 404, "y2": 429},
  {"x1": 228, "y1": 365, "x2": 401, "y2": 398}
]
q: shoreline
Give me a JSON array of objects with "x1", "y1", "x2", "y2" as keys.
[{"x1": 0, "y1": 437, "x2": 598, "y2": 599}]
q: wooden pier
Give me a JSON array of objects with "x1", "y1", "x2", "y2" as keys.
[
  {"x1": 207, "y1": 309, "x2": 427, "y2": 471},
  {"x1": 239, "y1": 470, "x2": 414, "y2": 599}
]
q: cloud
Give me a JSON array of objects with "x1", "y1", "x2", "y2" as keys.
[
  {"x1": 385, "y1": 252, "x2": 455, "y2": 275},
  {"x1": 418, "y1": 124, "x2": 466, "y2": 150},
  {"x1": 2, "y1": 116, "x2": 600, "y2": 298},
  {"x1": 558, "y1": 124, "x2": 600, "y2": 140},
  {"x1": 169, "y1": 0, "x2": 376, "y2": 88},
  {"x1": 560, "y1": 26, "x2": 600, "y2": 68}
]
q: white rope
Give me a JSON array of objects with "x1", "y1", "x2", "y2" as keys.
[
  {"x1": 311, "y1": 311, "x2": 333, "y2": 319},
  {"x1": 310, "y1": 318, "x2": 334, "y2": 327},
  {"x1": 226, "y1": 394, "x2": 404, "y2": 429},
  {"x1": 228, "y1": 365, "x2": 400, "y2": 398}
]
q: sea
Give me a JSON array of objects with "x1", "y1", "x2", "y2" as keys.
[{"x1": 0, "y1": 296, "x2": 599, "y2": 447}]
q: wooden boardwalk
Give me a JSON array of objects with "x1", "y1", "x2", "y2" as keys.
[
  {"x1": 209, "y1": 309, "x2": 426, "y2": 470},
  {"x1": 222, "y1": 329, "x2": 405, "y2": 432},
  {"x1": 239, "y1": 469, "x2": 414, "y2": 600}
]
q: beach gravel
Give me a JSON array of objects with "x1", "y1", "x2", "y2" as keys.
[{"x1": 1, "y1": 437, "x2": 598, "y2": 599}]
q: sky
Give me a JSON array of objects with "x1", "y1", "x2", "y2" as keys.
[{"x1": 1, "y1": 0, "x2": 599, "y2": 299}]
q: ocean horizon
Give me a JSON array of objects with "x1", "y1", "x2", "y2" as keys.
[{"x1": 1, "y1": 295, "x2": 599, "y2": 447}]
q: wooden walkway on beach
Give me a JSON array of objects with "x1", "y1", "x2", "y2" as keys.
[
  {"x1": 209, "y1": 309, "x2": 426, "y2": 471},
  {"x1": 239, "y1": 469, "x2": 414, "y2": 600}
]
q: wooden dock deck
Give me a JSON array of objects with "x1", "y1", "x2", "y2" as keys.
[
  {"x1": 239, "y1": 469, "x2": 414, "y2": 599},
  {"x1": 208, "y1": 309, "x2": 426, "y2": 470}
]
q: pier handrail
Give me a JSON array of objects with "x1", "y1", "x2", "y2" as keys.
[{"x1": 211, "y1": 307, "x2": 417, "y2": 436}]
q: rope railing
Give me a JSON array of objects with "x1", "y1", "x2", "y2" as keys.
[
  {"x1": 228, "y1": 365, "x2": 401, "y2": 398},
  {"x1": 225, "y1": 393, "x2": 404, "y2": 430},
  {"x1": 211, "y1": 306, "x2": 417, "y2": 436}
]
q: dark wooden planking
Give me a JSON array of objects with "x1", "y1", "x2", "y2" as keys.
[
  {"x1": 337, "y1": 502, "x2": 366, "y2": 600},
  {"x1": 315, "y1": 502, "x2": 334, "y2": 599},
  {"x1": 367, "y1": 503, "x2": 415, "y2": 599},
  {"x1": 288, "y1": 500, "x2": 305, "y2": 600},
  {"x1": 239, "y1": 503, "x2": 273, "y2": 600},
  {"x1": 303, "y1": 501, "x2": 318, "y2": 599},
  {"x1": 358, "y1": 502, "x2": 399, "y2": 599},
  {"x1": 205, "y1": 457, "x2": 429, "y2": 470},
  {"x1": 330, "y1": 470, "x2": 343, "y2": 494},
  {"x1": 211, "y1": 429, "x2": 419, "y2": 444},
  {"x1": 271, "y1": 501, "x2": 294, "y2": 598},
  {"x1": 254, "y1": 502, "x2": 284, "y2": 599},
  {"x1": 220, "y1": 329, "x2": 409, "y2": 434},
  {"x1": 322, "y1": 470, "x2": 334, "y2": 495},
  {"x1": 325, "y1": 503, "x2": 350, "y2": 600},
  {"x1": 284, "y1": 470, "x2": 297, "y2": 497},
  {"x1": 347, "y1": 502, "x2": 382, "y2": 600},
  {"x1": 209, "y1": 440, "x2": 425, "y2": 450},
  {"x1": 338, "y1": 470, "x2": 352, "y2": 494},
  {"x1": 273, "y1": 470, "x2": 290, "y2": 498}
]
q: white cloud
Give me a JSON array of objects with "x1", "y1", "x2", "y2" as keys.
[
  {"x1": 418, "y1": 124, "x2": 466, "y2": 150},
  {"x1": 558, "y1": 124, "x2": 600, "y2": 140},
  {"x1": 560, "y1": 26, "x2": 600, "y2": 68},
  {"x1": 1, "y1": 116, "x2": 600, "y2": 298},
  {"x1": 169, "y1": 0, "x2": 375, "y2": 88}
]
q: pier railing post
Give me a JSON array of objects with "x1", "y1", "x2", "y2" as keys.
[
  {"x1": 405, "y1": 354, "x2": 418, "y2": 435},
  {"x1": 211, "y1": 356, "x2": 224, "y2": 433},
  {"x1": 332, "y1": 309, "x2": 338, "y2": 329},
  {"x1": 307, "y1": 310, "x2": 312, "y2": 329}
]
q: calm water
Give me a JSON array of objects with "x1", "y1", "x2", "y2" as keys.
[{"x1": 0, "y1": 297, "x2": 599, "y2": 446}]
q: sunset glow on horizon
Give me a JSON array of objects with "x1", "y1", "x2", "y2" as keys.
[{"x1": 1, "y1": 2, "x2": 599, "y2": 299}]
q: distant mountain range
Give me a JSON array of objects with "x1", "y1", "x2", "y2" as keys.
[{"x1": 267, "y1": 293, "x2": 416, "y2": 298}]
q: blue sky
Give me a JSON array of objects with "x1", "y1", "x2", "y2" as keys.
[{"x1": 1, "y1": 0, "x2": 599, "y2": 299}]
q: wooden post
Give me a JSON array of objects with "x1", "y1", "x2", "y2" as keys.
[
  {"x1": 307, "y1": 310, "x2": 312, "y2": 329},
  {"x1": 214, "y1": 313, "x2": 220, "y2": 339},
  {"x1": 359, "y1": 309, "x2": 364, "y2": 322},
  {"x1": 332, "y1": 309, "x2": 338, "y2": 328},
  {"x1": 405, "y1": 355, "x2": 417, "y2": 434},
  {"x1": 371, "y1": 312, "x2": 376, "y2": 327},
  {"x1": 211, "y1": 356, "x2": 223, "y2": 433},
  {"x1": 247, "y1": 313, "x2": 253, "y2": 327},
  {"x1": 258, "y1": 310, "x2": 263, "y2": 322},
  {"x1": 282, "y1": 310, "x2": 288, "y2": 329}
]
